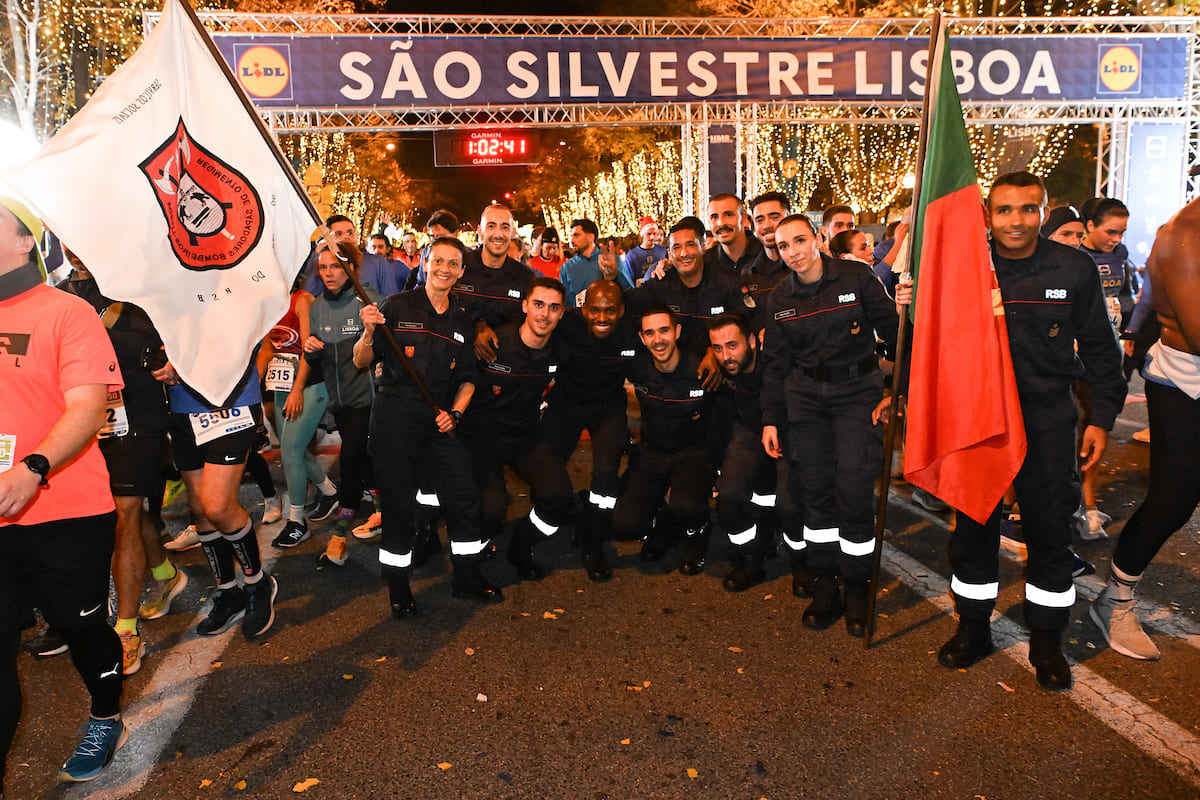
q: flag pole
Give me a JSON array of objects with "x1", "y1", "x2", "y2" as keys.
[
  {"x1": 864, "y1": 10, "x2": 945, "y2": 649},
  {"x1": 172, "y1": 0, "x2": 443, "y2": 418}
]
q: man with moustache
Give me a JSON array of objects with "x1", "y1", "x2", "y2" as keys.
[
  {"x1": 706, "y1": 194, "x2": 762, "y2": 275},
  {"x1": 536, "y1": 280, "x2": 641, "y2": 582}
]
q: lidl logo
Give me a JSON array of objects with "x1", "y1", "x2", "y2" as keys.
[
  {"x1": 1098, "y1": 45, "x2": 1141, "y2": 94},
  {"x1": 235, "y1": 45, "x2": 291, "y2": 99}
]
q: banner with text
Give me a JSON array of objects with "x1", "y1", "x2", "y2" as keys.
[{"x1": 215, "y1": 34, "x2": 1188, "y2": 108}]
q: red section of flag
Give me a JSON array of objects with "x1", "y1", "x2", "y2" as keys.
[{"x1": 904, "y1": 184, "x2": 1026, "y2": 524}]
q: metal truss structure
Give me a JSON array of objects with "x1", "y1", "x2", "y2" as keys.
[{"x1": 148, "y1": 12, "x2": 1200, "y2": 198}]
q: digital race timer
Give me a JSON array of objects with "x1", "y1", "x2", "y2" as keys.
[{"x1": 433, "y1": 129, "x2": 538, "y2": 167}]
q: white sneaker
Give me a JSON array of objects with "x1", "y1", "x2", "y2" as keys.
[
  {"x1": 164, "y1": 525, "x2": 201, "y2": 552},
  {"x1": 1089, "y1": 587, "x2": 1161, "y2": 660},
  {"x1": 262, "y1": 496, "x2": 282, "y2": 524}
]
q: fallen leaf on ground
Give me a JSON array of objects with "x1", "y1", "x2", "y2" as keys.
[
  {"x1": 342, "y1": 674, "x2": 354, "y2": 680},
  {"x1": 728, "y1": 647, "x2": 743, "y2": 653},
  {"x1": 212, "y1": 661, "x2": 222, "y2": 669},
  {"x1": 737, "y1": 668, "x2": 745, "y2": 674},
  {"x1": 437, "y1": 762, "x2": 452, "y2": 770},
  {"x1": 234, "y1": 780, "x2": 247, "y2": 790},
  {"x1": 554, "y1": 608, "x2": 565, "y2": 613},
  {"x1": 687, "y1": 768, "x2": 699, "y2": 779},
  {"x1": 199, "y1": 779, "x2": 212, "y2": 788},
  {"x1": 620, "y1": 738, "x2": 631, "y2": 745},
  {"x1": 763, "y1": 594, "x2": 773, "y2": 600},
  {"x1": 465, "y1": 648, "x2": 475, "y2": 656},
  {"x1": 643, "y1": 680, "x2": 650, "y2": 687},
  {"x1": 998, "y1": 682, "x2": 1013, "y2": 692},
  {"x1": 476, "y1": 693, "x2": 488, "y2": 702},
  {"x1": 375, "y1": 656, "x2": 387, "y2": 662},
  {"x1": 521, "y1": 612, "x2": 530, "y2": 617},
  {"x1": 543, "y1": 612, "x2": 557, "y2": 619},
  {"x1": 292, "y1": 778, "x2": 320, "y2": 792}
]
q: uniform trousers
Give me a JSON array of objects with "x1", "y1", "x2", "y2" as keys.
[
  {"x1": 717, "y1": 424, "x2": 801, "y2": 554},
  {"x1": 467, "y1": 432, "x2": 577, "y2": 534},
  {"x1": 539, "y1": 393, "x2": 628, "y2": 518},
  {"x1": 613, "y1": 445, "x2": 713, "y2": 540},
  {"x1": 951, "y1": 389, "x2": 1079, "y2": 631}
]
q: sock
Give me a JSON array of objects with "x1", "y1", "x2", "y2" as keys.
[
  {"x1": 224, "y1": 520, "x2": 263, "y2": 583},
  {"x1": 289, "y1": 504, "x2": 306, "y2": 524},
  {"x1": 198, "y1": 529, "x2": 236, "y2": 588},
  {"x1": 114, "y1": 617, "x2": 138, "y2": 635},
  {"x1": 318, "y1": 478, "x2": 337, "y2": 496},
  {"x1": 1107, "y1": 563, "x2": 1141, "y2": 602},
  {"x1": 150, "y1": 559, "x2": 176, "y2": 582}
]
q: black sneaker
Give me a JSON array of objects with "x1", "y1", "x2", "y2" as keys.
[
  {"x1": 196, "y1": 587, "x2": 245, "y2": 636},
  {"x1": 310, "y1": 492, "x2": 340, "y2": 522},
  {"x1": 242, "y1": 575, "x2": 278, "y2": 639},
  {"x1": 29, "y1": 628, "x2": 69, "y2": 658},
  {"x1": 271, "y1": 520, "x2": 310, "y2": 549}
]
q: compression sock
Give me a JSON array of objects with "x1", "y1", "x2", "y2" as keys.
[
  {"x1": 114, "y1": 617, "x2": 138, "y2": 636},
  {"x1": 224, "y1": 520, "x2": 264, "y2": 583},
  {"x1": 1106, "y1": 563, "x2": 1141, "y2": 602},
  {"x1": 198, "y1": 529, "x2": 237, "y2": 588},
  {"x1": 149, "y1": 558, "x2": 177, "y2": 582}
]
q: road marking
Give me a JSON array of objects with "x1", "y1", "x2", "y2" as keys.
[{"x1": 883, "y1": 540, "x2": 1200, "y2": 786}]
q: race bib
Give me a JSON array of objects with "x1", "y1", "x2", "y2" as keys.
[
  {"x1": 265, "y1": 355, "x2": 298, "y2": 393},
  {"x1": 1106, "y1": 296, "x2": 1122, "y2": 329},
  {"x1": 0, "y1": 434, "x2": 15, "y2": 474},
  {"x1": 99, "y1": 390, "x2": 130, "y2": 438},
  {"x1": 189, "y1": 405, "x2": 254, "y2": 446}
]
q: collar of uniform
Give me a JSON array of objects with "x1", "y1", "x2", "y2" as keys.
[
  {"x1": 783, "y1": 253, "x2": 840, "y2": 295},
  {"x1": 0, "y1": 261, "x2": 42, "y2": 301},
  {"x1": 990, "y1": 237, "x2": 1041, "y2": 275}
]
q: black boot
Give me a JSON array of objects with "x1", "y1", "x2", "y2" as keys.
[
  {"x1": 388, "y1": 575, "x2": 415, "y2": 619},
  {"x1": 452, "y1": 558, "x2": 504, "y2": 604},
  {"x1": 723, "y1": 550, "x2": 766, "y2": 592},
  {"x1": 506, "y1": 518, "x2": 546, "y2": 581},
  {"x1": 1028, "y1": 628, "x2": 1073, "y2": 691},
  {"x1": 582, "y1": 542, "x2": 613, "y2": 583},
  {"x1": 937, "y1": 615, "x2": 995, "y2": 669},
  {"x1": 640, "y1": 511, "x2": 675, "y2": 562},
  {"x1": 789, "y1": 550, "x2": 814, "y2": 598},
  {"x1": 843, "y1": 580, "x2": 870, "y2": 638},
  {"x1": 802, "y1": 573, "x2": 844, "y2": 631},
  {"x1": 679, "y1": 525, "x2": 710, "y2": 575},
  {"x1": 412, "y1": 522, "x2": 443, "y2": 569}
]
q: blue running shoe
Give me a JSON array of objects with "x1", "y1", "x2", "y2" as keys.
[{"x1": 58, "y1": 716, "x2": 128, "y2": 782}]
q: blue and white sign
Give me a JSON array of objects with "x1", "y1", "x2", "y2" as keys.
[{"x1": 1123, "y1": 121, "x2": 1187, "y2": 266}]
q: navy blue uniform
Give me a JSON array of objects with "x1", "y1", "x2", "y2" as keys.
[
  {"x1": 738, "y1": 251, "x2": 790, "y2": 333},
  {"x1": 455, "y1": 250, "x2": 538, "y2": 332},
  {"x1": 461, "y1": 322, "x2": 575, "y2": 537},
  {"x1": 370, "y1": 289, "x2": 484, "y2": 575},
  {"x1": 761, "y1": 255, "x2": 898, "y2": 583},
  {"x1": 626, "y1": 266, "x2": 746, "y2": 357},
  {"x1": 613, "y1": 350, "x2": 714, "y2": 542},
  {"x1": 706, "y1": 234, "x2": 763, "y2": 275},
  {"x1": 950, "y1": 239, "x2": 1126, "y2": 631}
]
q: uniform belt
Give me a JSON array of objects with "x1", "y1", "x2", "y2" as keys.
[{"x1": 801, "y1": 354, "x2": 879, "y2": 383}]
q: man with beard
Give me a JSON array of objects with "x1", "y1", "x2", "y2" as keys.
[
  {"x1": 709, "y1": 314, "x2": 806, "y2": 593},
  {"x1": 615, "y1": 307, "x2": 715, "y2": 575},
  {"x1": 536, "y1": 280, "x2": 641, "y2": 581},
  {"x1": 706, "y1": 194, "x2": 762, "y2": 275},
  {"x1": 739, "y1": 192, "x2": 793, "y2": 332}
]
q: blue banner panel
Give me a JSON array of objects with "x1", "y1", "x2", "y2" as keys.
[
  {"x1": 1123, "y1": 121, "x2": 1187, "y2": 267},
  {"x1": 216, "y1": 35, "x2": 1189, "y2": 108}
]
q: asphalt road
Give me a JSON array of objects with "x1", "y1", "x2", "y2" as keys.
[{"x1": 9, "y1": 375, "x2": 1200, "y2": 800}]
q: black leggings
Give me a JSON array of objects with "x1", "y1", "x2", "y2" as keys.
[
  {"x1": 332, "y1": 405, "x2": 373, "y2": 514},
  {"x1": 1112, "y1": 379, "x2": 1200, "y2": 576}
]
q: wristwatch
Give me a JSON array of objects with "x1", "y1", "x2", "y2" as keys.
[
  {"x1": 450, "y1": 410, "x2": 463, "y2": 426},
  {"x1": 21, "y1": 454, "x2": 50, "y2": 486}
]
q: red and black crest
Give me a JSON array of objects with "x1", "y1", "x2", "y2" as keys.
[{"x1": 139, "y1": 118, "x2": 264, "y2": 272}]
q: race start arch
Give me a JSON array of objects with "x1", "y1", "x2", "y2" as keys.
[{"x1": 155, "y1": 12, "x2": 1200, "y2": 254}]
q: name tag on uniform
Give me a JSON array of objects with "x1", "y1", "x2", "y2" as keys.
[
  {"x1": 98, "y1": 390, "x2": 130, "y2": 438},
  {"x1": 0, "y1": 433, "x2": 15, "y2": 473},
  {"x1": 264, "y1": 355, "x2": 298, "y2": 393},
  {"x1": 189, "y1": 405, "x2": 254, "y2": 446}
]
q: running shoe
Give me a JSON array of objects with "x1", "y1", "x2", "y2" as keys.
[
  {"x1": 118, "y1": 626, "x2": 145, "y2": 676},
  {"x1": 196, "y1": 586, "x2": 245, "y2": 636},
  {"x1": 242, "y1": 575, "x2": 278, "y2": 640},
  {"x1": 310, "y1": 492, "x2": 340, "y2": 522},
  {"x1": 262, "y1": 496, "x2": 282, "y2": 524},
  {"x1": 317, "y1": 536, "x2": 348, "y2": 567},
  {"x1": 271, "y1": 520, "x2": 310, "y2": 549},
  {"x1": 164, "y1": 525, "x2": 201, "y2": 552},
  {"x1": 58, "y1": 716, "x2": 128, "y2": 783},
  {"x1": 28, "y1": 627, "x2": 69, "y2": 658},
  {"x1": 1082, "y1": 507, "x2": 1109, "y2": 540},
  {"x1": 1131, "y1": 427, "x2": 1150, "y2": 443},
  {"x1": 139, "y1": 567, "x2": 188, "y2": 620},
  {"x1": 352, "y1": 511, "x2": 382, "y2": 540},
  {"x1": 1090, "y1": 587, "x2": 1161, "y2": 661}
]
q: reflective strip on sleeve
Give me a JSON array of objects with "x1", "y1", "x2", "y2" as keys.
[
  {"x1": 1025, "y1": 582, "x2": 1077, "y2": 608},
  {"x1": 839, "y1": 536, "x2": 876, "y2": 557},
  {"x1": 588, "y1": 491, "x2": 617, "y2": 510},
  {"x1": 528, "y1": 508, "x2": 558, "y2": 537},
  {"x1": 750, "y1": 493, "x2": 776, "y2": 508},
  {"x1": 416, "y1": 491, "x2": 440, "y2": 507},
  {"x1": 782, "y1": 532, "x2": 807, "y2": 552},
  {"x1": 379, "y1": 548, "x2": 413, "y2": 569},
  {"x1": 950, "y1": 575, "x2": 999, "y2": 601},
  {"x1": 450, "y1": 539, "x2": 489, "y2": 556},
  {"x1": 804, "y1": 526, "x2": 839, "y2": 544},
  {"x1": 727, "y1": 524, "x2": 757, "y2": 546}
]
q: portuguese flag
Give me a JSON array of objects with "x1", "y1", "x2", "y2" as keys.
[{"x1": 902, "y1": 19, "x2": 1027, "y2": 525}]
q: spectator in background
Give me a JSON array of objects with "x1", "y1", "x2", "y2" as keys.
[
  {"x1": 624, "y1": 217, "x2": 667, "y2": 285},
  {"x1": 405, "y1": 209, "x2": 460, "y2": 290},
  {"x1": 530, "y1": 226, "x2": 565, "y2": 278},
  {"x1": 819, "y1": 204, "x2": 856, "y2": 256}
]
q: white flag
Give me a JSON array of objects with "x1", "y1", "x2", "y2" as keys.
[{"x1": 0, "y1": 0, "x2": 316, "y2": 405}]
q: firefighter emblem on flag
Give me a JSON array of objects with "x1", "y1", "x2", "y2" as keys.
[{"x1": 139, "y1": 118, "x2": 264, "y2": 271}]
